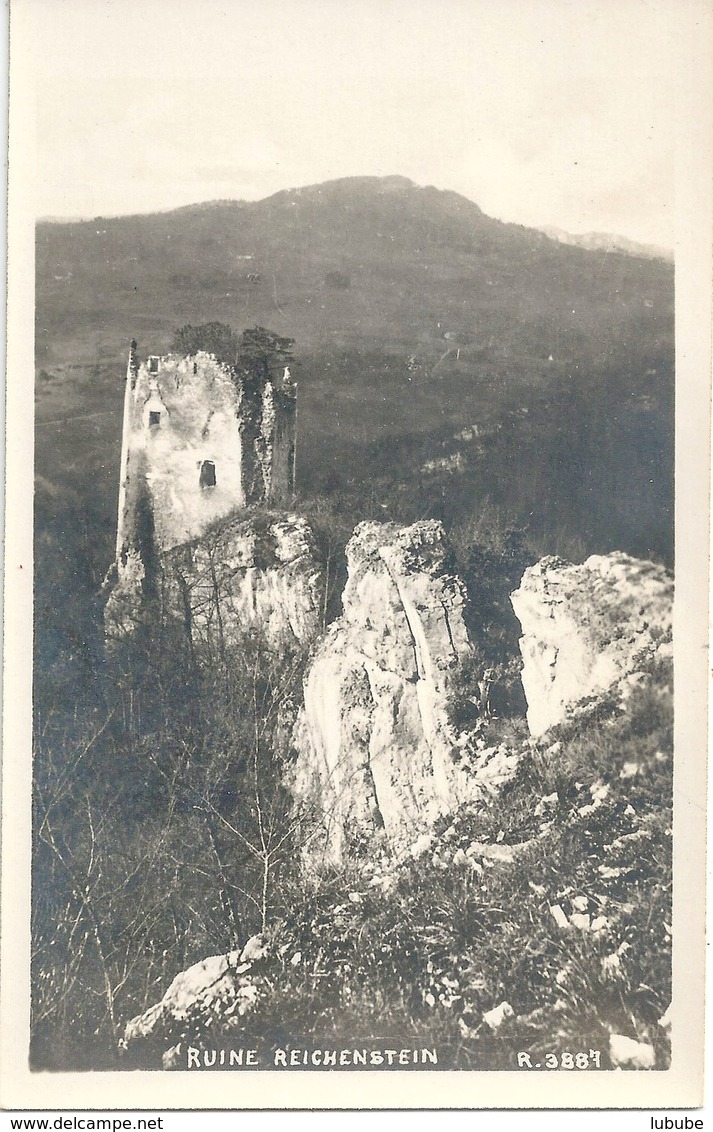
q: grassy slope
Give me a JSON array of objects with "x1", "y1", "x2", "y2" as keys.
[
  {"x1": 242, "y1": 678, "x2": 673, "y2": 1070},
  {"x1": 119, "y1": 673, "x2": 672, "y2": 1072}
]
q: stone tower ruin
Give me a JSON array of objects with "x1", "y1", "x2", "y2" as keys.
[
  {"x1": 106, "y1": 339, "x2": 297, "y2": 640},
  {"x1": 115, "y1": 339, "x2": 297, "y2": 565}
]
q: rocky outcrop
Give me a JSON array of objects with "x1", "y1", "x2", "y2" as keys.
[
  {"x1": 510, "y1": 553, "x2": 673, "y2": 737},
  {"x1": 122, "y1": 935, "x2": 268, "y2": 1068},
  {"x1": 104, "y1": 510, "x2": 324, "y2": 652},
  {"x1": 161, "y1": 511, "x2": 323, "y2": 651},
  {"x1": 103, "y1": 547, "x2": 151, "y2": 642},
  {"x1": 289, "y1": 520, "x2": 515, "y2": 867}
]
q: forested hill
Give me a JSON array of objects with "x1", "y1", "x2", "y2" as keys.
[
  {"x1": 35, "y1": 175, "x2": 674, "y2": 619},
  {"x1": 37, "y1": 173, "x2": 672, "y2": 374}
]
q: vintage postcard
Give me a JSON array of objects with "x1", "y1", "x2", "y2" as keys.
[{"x1": 2, "y1": 0, "x2": 710, "y2": 1112}]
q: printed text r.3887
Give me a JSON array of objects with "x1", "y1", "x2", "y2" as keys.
[{"x1": 517, "y1": 1051, "x2": 601, "y2": 1069}]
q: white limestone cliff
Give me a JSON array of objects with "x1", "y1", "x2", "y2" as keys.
[
  {"x1": 510, "y1": 552, "x2": 673, "y2": 737},
  {"x1": 289, "y1": 520, "x2": 509, "y2": 866}
]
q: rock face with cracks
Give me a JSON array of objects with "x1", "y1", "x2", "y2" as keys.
[
  {"x1": 289, "y1": 520, "x2": 502, "y2": 866},
  {"x1": 105, "y1": 510, "x2": 324, "y2": 651},
  {"x1": 510, "y1": 552, "x2": 673, "y2": 737},
  {"x1": 161, "y1": 511, "x2": 324, "y2": 651}
]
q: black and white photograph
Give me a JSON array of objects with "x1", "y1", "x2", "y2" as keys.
[{"x1": 1, "y1": 0, "x2": 709, "y2": 1112}]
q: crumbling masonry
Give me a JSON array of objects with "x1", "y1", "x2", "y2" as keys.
[
  {"x1": 116, "y1": 340, "x2": 296, "y2": 559},
  {"x1": 107, "y1": 340, "x2": 297, "y2": 639}
]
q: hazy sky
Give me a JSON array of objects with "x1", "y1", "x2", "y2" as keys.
[{"x1": 28, "y1": 0, "x2": 682, "y2": 245}]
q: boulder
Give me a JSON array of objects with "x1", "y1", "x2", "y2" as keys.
[
  {"x1": 122, "y1": 935, "x2": 267, "y2": 1058},
  {"x1": 511, "y1": 553, "x2": 672, "y2": 737}
]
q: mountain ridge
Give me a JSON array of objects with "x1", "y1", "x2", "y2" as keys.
[
  {"x1": 37, "y1": 173, "x2": 672, "y2": 368},
  {"x1": 541, "y1": 223, "x2": 672, "y2": 263},
  {"x1": 35, "y1": 171, "x2": 674, "y2": 576},
  {"x1": 38, "y1": 175, "x2": 662, "y2": 262}
]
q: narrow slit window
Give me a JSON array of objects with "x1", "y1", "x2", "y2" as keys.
[
  {"x1": 200, "y1": 460, "x2": 216, "y2": 488},
  {"x1": 148, "y1": 356, "x2": 159, "y2": 374},
  {"x1": 148, "y1": 410, "x2": 161, "y2": 426}
]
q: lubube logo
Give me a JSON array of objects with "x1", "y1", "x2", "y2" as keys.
[{"x1": 651, "y1": 1119, "x2": 703, "y2": 1129}]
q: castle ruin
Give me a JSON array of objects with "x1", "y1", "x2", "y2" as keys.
[
  {"x1": 106, "y1": 339, "x2": 298, "y2": 640},
  {"x1": 115, "y1": 339, "x2": 297, "y2": 564}
]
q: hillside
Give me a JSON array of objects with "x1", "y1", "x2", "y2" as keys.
[
  {"x1": 36, "y1": 176, "x2": 672, "y2": 527},
  {"x1": 32, "y1": 179, "x2": 676, "y2": 1072},
  {"x1": 33, "y1": 514, "x2": 674, "y2": 1072},
  {"x1": 37, "y1": 175, "x2": 671, "y2": 368},
  {"x1": 35, "y1": 176, "x2": 674, "y2": 693}
]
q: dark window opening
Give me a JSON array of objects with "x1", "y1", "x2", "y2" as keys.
[
  {"x1": 193, "y1": 362, "x2": 198, "y2": 375},
  {"x1": 148, "y1": 410, "x2": 161, "y2": 426},
  {"x1": 200, "y1": 460, "x2": 216, "y2": 488},
  {"x1": 149, "y1": 356, "x2": 159, "y2": 374}
]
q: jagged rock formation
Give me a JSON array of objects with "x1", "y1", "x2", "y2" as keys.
[
  {"x1": 104, "y1": 510, "x2": 324, "y2": 651},
  {"x1": 510, "y1": 552, "x2": 673, "y2": 737},
  {"x1": 289, "y1": 520, "x2": 514, "y2": 867}
]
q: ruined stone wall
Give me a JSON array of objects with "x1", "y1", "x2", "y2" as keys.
[
  {"x1": 109, "y1": 345, "x2": 299, "y2": 645},
  {"x1": 270, "y1": 387, "x2": 297, "y2": 502},
  {"x1": 116, "y1": 349, "x2": 297, "y2": 564},
  {"x1": 236, "y1": 374, "x2": 296, "y2": 507},
  {"x1": 116, "y1": 352, "x2": 246, "y2": 557}
]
